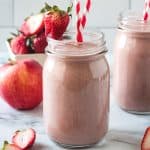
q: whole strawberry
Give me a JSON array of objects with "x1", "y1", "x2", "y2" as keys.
[
  {"x1": 41, "y1": 3, "x2": 72, "y2": 40},
  {"x1": 9, "y1": 34, "x2": 29, "y2": 54},
  {"x1": 32, "y1": 32, "x2": 48, "y2": 53}
]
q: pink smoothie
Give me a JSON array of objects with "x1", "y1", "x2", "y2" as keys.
[
  {"x1": 113, "y1": 27, "x2": 150, "y2": 113},
  {"x1": 43, "y1": 41, "x2": 110, "y2": 147}
]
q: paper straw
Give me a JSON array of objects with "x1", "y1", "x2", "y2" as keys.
[
  {"x1": 143, "y1": 0, "x2": 150, "y2": 21},
  {"x1": 75, "y1": 0, "x2": 83, "y2": 42},
  {"x1": 75, "y1": 0, "x2": 91, "y2": 42},
  {"x1": 81, "y1": 0, "x2": 91, "y2": 28}
]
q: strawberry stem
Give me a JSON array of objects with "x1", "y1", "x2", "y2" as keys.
[
  {"x1": 8, "y1": 59, "x2": 17, "y2": 65},
  {"x1": 1, "y1": 141, "x2": 9, "y2": 150}
]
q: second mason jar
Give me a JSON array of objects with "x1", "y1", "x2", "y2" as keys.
[
  {"x1": 43, "y1": 31, "x2": 110, "y2": 148},
  {"x1": 113, "y1": 11, "x2": 150, "y2": 114}
]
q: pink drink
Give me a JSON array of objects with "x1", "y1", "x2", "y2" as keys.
[
  {"x1": 43, "y1": 32, "x2": 110, "y2": 148},
  {"x1": 113, "y1": 11, "x2": 150, "y2": 113}
]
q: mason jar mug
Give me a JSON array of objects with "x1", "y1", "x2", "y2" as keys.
[
  {"x1": 43, "y1": 31, "x2": 110, "y2": 148},
  {"x1": 113, "y1": 11, "x2": 150, "y2": 114}
]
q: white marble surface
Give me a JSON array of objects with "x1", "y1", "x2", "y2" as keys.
[{"x1": 0, "y1": 53, "x2": 149, "y2": 150}]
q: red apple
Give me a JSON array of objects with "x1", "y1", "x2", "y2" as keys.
[{"x1": 0, "y1": 59, "x2": 42, "y2": 110}]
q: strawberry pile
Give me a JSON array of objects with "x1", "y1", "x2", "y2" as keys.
[
  {"x1": 1, "y1": 128, "x2": 36, "y2": 150},
  {"x1": 8, "y1": 3, "x2": 72, "y2": 55}
]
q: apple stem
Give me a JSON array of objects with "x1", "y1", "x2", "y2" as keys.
[{"x1": 8, "y1": 58, "x2": 17, "y2": 65}]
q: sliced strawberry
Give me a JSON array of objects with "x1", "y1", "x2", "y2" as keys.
[
  {"x1": 32, "y1": 32, "x2": 48, "y2": 53},
  {"x1": 141, "y1": 127, "x2": 150, "y2": 150},
  {"x1": 44, "y1": 11, "x2": 70, "y2": 40},
  {"x1": 1, "y1": 141, "x2": 22, "y2": 150},
  {"x1": 20, "y1": 13, "x2": 44, "y2": 36},
  {"x1": 10, "y1": 34, "x2": 29, "y2": 54},
  {"x1": 12, "y1": 128, "x2": 36, "y2": 150}
]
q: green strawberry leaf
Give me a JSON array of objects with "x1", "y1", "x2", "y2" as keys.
[
  {"x1": 7, "y1": 30, "x2": 19, "y2": 44},
  {"x1": 24, "y1": 13, "x2": 34, "y2": 21},
  {"x1": 10, "y1": 32, "x2": 18, "y2": 37},
  {"x1": 67, "y1": 2, "x2": 73, "y2": 14},
  {"x1": 45, "y1": 2, "x2": 52, "y2": 10},
  {"x1": 40, "y1": 2, "x2": 52, "y2": 13},
  {"x1": 52, "y1": 5, "x2": 59, "y2": 12},
  {"x1": 7, "y1": 37, "x2": 12, "y2": 44}
]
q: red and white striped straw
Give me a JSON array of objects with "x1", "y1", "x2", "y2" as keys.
[
  {"x1": 75, "y1": 0, "x2": 91, "y2": 42},
  {"x1": 81, "y1": 0, "x2": 91, "y2": 28},
  {"x1": 75, "y1": 0, "x2": 83, "y2": 42},
  {"x1": 143, "y1": 0, "x2": 150, "y2": 21}
]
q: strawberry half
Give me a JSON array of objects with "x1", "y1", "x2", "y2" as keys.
[
  {"x1": 41, "y1": 3, "x2": 72, "y2": 40},
  {"x1": 9, "y1": 34, "x2": 29, "y2": 54},
  {"x1": 12, "y1": 128, "x2": 36, "y2": 150},
  {"x1": 1, "y1": 141, "x2": 22, "y2": 150},
  {"x1": 141, "y1": 127, "x2": 150, "y2": 150},
  {"x1": 20, "y1": 13, "x2": 44, "y2": 36},
  {"x1": 32, "y1": 32, "x2": 48, "y2": 53}
]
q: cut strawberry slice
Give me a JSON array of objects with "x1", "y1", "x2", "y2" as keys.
[
  {"x1": 141, "y1": 127, "x2": 150, "y2": 150},
  {"x1": 20, "y1": 13, "x2": 44, "y2": 36},
  {"x1": 1, "y1": 141, "x2": 22, "y2": 150},
  {"x1": 12, "y1": 128, "x2": 36, "y2": 150}
]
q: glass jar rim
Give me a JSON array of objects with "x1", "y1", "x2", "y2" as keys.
[
  {"x1": 118, "y1": 10, "x2": 150, "y2": 32},
  {"x1": 46, "y1": 31, "x2": 107, "y2": 57}
]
